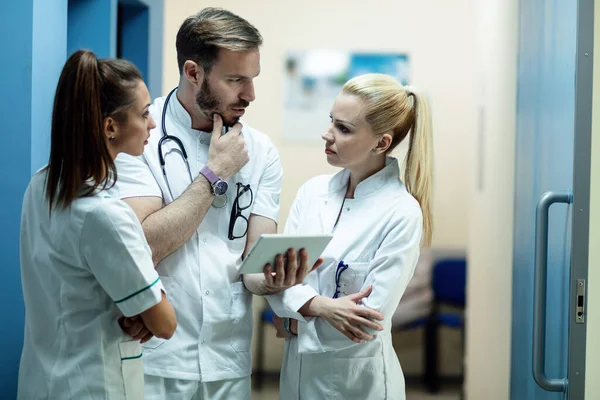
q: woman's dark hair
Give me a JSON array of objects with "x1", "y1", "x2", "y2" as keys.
[{"x1": 45, "y1": 49, "x2": 142, "y2": 212}]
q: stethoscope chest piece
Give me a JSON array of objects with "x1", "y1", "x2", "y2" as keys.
[{"x1": 212, "y1": 194, "x2": 228, "y2": 208}]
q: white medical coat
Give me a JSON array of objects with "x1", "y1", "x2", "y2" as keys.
[
  {"x1": 266, "y1": 158, "x2": 422, "y2": 400},
  {"x1": 18, "y1": 170, "x2": 164, "y2": 399},
  {"x1": 110, "y1": 92, "x2": 282, "y2": 382}
]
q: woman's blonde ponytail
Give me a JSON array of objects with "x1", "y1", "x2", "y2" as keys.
[
  {"x1": 403, "y1": 87, "x2": 433, "y2": 246},
  {"x1": 342, "y1": 75, "x2": 434, "y2": 246}
]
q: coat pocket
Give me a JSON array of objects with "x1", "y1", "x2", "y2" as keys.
[
  {"x1": 335, "y1": 262, "x2": 369, "y2": 297},
  {"x1": 332, "y1": 356, "x2": 385, "y2": 400},
  {"x1": 229, "y1": 280, "x2": 253, "y2": 353},
  {"x1": 119, "y1": 340, "x2": 144, "y2": 400}
]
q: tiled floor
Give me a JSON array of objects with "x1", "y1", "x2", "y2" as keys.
[{"x1": 252, "y1": 382, "x2": 461, "y2": 400}]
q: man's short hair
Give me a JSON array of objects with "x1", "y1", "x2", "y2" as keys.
[{"x1": 176, "y1": 8, "x2": 263, "y2": 74}]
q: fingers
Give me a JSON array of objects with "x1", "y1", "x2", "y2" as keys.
[
  {"x1": 271, "y1": 315, "x2": 289, "y2": 339},
  {"x1": 338, "y1": 324, "x2": 372, "y2": 343},
  {"x1": 274, "y1": 254, "x2": 285, "y2": 287},
  {"x1": 335, "y1": 318, "x2": 376, "y2": 343},
  {"x1": 122, "y1": 317, "x2": 144, "y2": 338},
  {"x1": 346, "y1": 323, "x2": 374, "y2": 342},
  {"x1": 350, "y1": 315, "x2": 384, "y2": 331},
  {"x1": 263, "y1": 263, "x2": 274, "y2": 286},
  {"x1": 346, "y1": 295, "x2": 385, "y2": 321},
  {"x1": 310, "y1": 257, "x2": 324, "y2": 273},
  {"x1": 135, "y1": 326, "x2": 151, "y2": 341},
  {"x1": 284, "y1": 248, "x2": 299, "y2": 286},
  {"x1": 294, "y1": 248, "x2": 310, "y2": 282},
  {"x1": 140, "y1": 331, "x2": 154, "y2": 344},
  {"x1": 355, "y1": 307, "x2": 385, "y2": 321},
  {"x1": 206, "y1": 114, "x2": 248, "y2": 180},
  {"x1": 360, "y1": 286, "x2": 373, "y2": 298},
  {"x1": 211, "y1": 114, "x2": 223, "y2": 139},
  {"x1": 347, "y1": 286, "x2": 373, "y2": 303},
  {"x1": 130, "y1": 324, "x2": 146, "y2": 339},
  {"x1": 275, "y1": 329, "x2": 290, "y2": 339},
  {"x1": 229, "y1": 121, "x2": 243, "y2": 136}
]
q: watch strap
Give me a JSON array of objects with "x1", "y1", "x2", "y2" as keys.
[
  {"x1": 284, "y1": 318, "x2": 297, "y2": 336},
  {"x1": 200, "y1": 165, "x2": 219, "y2": 185}
]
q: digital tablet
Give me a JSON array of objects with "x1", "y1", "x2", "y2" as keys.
[{"x1": 238, "y1": 234, "x2": 333, "y2": 275}]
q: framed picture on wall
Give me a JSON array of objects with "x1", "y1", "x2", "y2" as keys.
[{"x1": 283, "y1": 50, "x2": 410, "y2": 143}]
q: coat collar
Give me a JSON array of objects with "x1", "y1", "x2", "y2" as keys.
[
  {"x1": 168, "y1": 89, "x2": 197, "y2": 132},
  {"x1": 318, "y1": 157, "x2": 401, "y2": 233},
  {"x1": 326, "y1": 157, "x2": 401, "y2": 199}
]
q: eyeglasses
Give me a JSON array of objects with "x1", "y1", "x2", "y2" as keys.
[
  {"x1": 333, "y1": 260, "x2": 354, "y2": 298},
  {"x1": 228, "y1": 183, "x2": 253, "y2": 240}
]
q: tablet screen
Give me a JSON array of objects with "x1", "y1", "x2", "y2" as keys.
[{"x1": 238, "y1": 234, "x2": 333, "y2": 275}]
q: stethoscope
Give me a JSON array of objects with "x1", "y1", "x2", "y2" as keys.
[{"x1": 158, "y1": 87, "x2": 228, "y2": 208}]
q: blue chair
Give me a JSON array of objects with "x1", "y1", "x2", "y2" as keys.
[
  {"x1": 394, "y1": 258, "x2": 466, "y2": 393},
  {"x1": 421, "y1": 258, "x2": 466, "y2": 393}
]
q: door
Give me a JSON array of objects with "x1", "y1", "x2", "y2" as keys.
[{"x1": 511, "y1": 0, "x2": 592, "y2": 398}]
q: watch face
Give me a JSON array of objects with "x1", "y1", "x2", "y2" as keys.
[{"x1": 213, "y1": 180, "x2": 229, "y2": 196}]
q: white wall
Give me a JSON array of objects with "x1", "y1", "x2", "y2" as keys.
[
  {"x1": 464, "y1": 0, "x2": 518, "y2": 399},
  {"x1": 162, "y1": 0, "x2": 478, "y2": 248},
  {"x1": 161, "y1": 0, "x2": 478, "y2": 378},
  {"x1": 585, "y1": 0, "x2": 600, "y2": 396}
]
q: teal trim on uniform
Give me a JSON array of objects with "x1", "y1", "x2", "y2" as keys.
[
  {"x1": 121, "y1": 353, "x2": 143, "y2": 361},
  {"x1": 115, "y1": 276, "x2": 160, "y2": 304}
]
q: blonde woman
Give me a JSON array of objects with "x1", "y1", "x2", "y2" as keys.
[{"x1": 266, "y1": 73, "x2": 433, "y2": 400}]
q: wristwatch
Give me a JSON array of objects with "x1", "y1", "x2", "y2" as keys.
[
  {"x1": 200, "y1": 165, "x2": 228, "y2": 196},
  {"x1": 283, "y1": 318, "x2": 297, "y2": 336}
]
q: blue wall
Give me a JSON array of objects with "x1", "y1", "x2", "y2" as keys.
[
  {"x1": 119, "y1": 0, "x2": 164, "y2": 98},
  {"x1": 67, "y1": 0, "x2": 163, "y2": 97},
  {"x1": 0, "y1": 0, "x2": 163, "y2": 395},
  {"x1": 0, "y1": 0, "x2": 68, "y2": 394},
  {"x1": 119, "y1": 3, "x2": 150, "y2": 81},
  {"x1": 0, "y1": 0, "x2": 32, "y2": 391},
  {"x1": 32, "y1": 0, "x2": 68, "y2": 173},
  {"x1": 67, "y1": 0, "x2": 117, "y2": 58},
  {"x1": 145, "y1": 0, "x2": 164, "y2": 99}
]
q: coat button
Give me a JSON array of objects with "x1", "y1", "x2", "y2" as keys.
[
  {"x1": 202, "y1": 238, "x2": 207, "y2": 243},
  {"x1": 205, "y1": 290, "x2": 210, "y2": 295}
]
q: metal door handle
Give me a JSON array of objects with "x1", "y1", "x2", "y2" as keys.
[{"x1": 532, "y1": 190, "x2": 572, "y2": 392}]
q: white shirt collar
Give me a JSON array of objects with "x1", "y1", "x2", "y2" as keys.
[
  {"x1": 328, "y1": 157, "x2": 401, "y2": 198},
  {"x1": 167, "y1": 89, "x2": 206, "y2": 134}
]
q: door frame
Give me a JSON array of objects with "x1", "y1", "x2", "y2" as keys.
[{"x1": 567, "y1": 0, "x2": 594, "y2": 398}]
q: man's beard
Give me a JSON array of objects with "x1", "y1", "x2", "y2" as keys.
[
  {"x1": 195, "y1": 79, "x2": 249, "y2": 127},
  {"x1": 196, "y1": 79, "x2": 219, "y2": 112}
]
